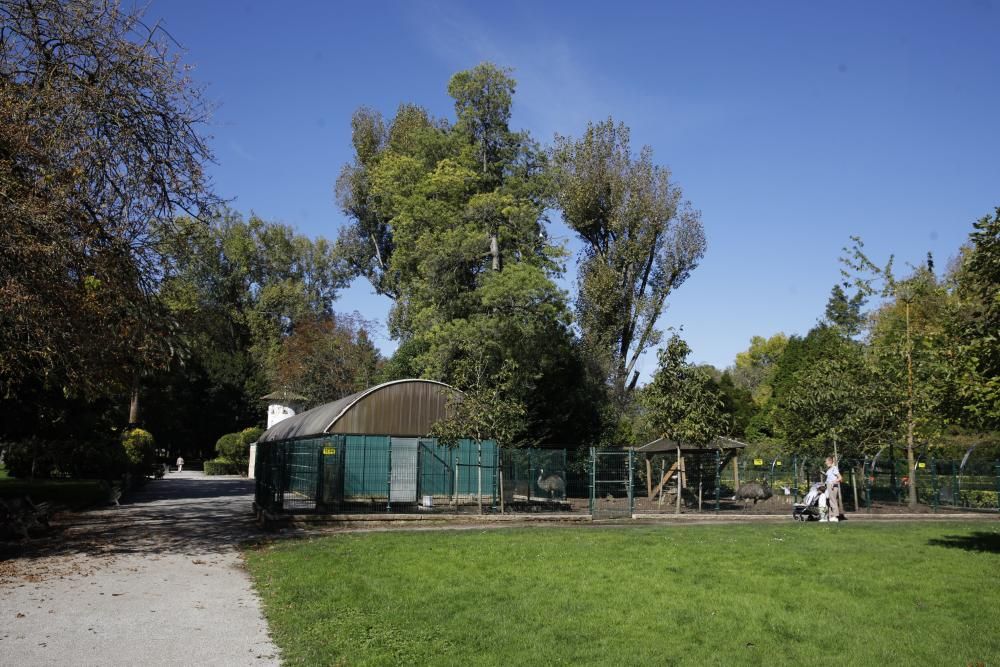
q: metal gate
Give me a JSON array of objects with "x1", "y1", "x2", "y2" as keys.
[{"x1": 590, "y1": 448, "x2": 633, "y2": 518}]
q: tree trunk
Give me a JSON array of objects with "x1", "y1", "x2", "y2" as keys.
[
  {"x1": 128, "y1": 379, "x2": 140, "y2": 428},
  {"x1": 489, "y1": 233, "x2": 500, "y2": 271}
]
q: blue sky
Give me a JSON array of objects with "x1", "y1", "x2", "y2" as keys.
[{"x1": 149, "y1": 0, "x2": 1000, "y2": 377}]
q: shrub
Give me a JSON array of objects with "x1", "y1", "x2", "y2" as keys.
[
  {"x1": 204, "y1": 458, "x2": 244, "y2": 476},
  {"x1": 238, "y1": 427, "x2": 265, "y2": 446},
  {"x1": 960, "y1": 489, "x2": 999, "y2": 509},
  {"x1": 122, "y1": 428, "x2": 157, "y2": 476},
  {"x1": 215, "y1": 432, "x2": 242, "y2": 461},
  {"x1": 216, "y1": 427, "x2": 264, "y2": 466}
]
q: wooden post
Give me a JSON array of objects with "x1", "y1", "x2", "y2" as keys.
[
  {"x1": 851, "y1": 467, "x2": 859, "y2": 512},
  {"x1": 676, "y1": 445, "x2": 682, "y2": 515},
  {"x1": 646, "y1": 455, "x2": 654, "y2": 500},
  {"x1": 733, "y1": 456, "x2": 740, "y2": 491},
  {"x1": 698, "y1": 465, "x2": 703, "y2": 512},
  {"x1": 499, "y1": 447, "x2": 505, "y2": 515},
  {"x1": 657, "y1": 459, "x2": 666, "y2": 508}
]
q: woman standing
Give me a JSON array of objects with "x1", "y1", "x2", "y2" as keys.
[{"x1": 824, "y1": 456, "x2": 843, "y2": 521}]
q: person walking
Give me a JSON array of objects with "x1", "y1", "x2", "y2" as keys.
[
  {"x1": 824, "y1": 456, "x2": 843, "y2": 522},
  {"x1": 176, "y1": 456, "x2": 184, "y2": 473}
]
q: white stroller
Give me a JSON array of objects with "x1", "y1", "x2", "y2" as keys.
[{"x1": 792, "y1": 482, "x2": 827, "y2": 521}]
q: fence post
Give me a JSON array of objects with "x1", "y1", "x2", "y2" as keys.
[
  {"x1": 316, "y1": 440, "x2": 326, "y2": 511},
  {"x1": 627, "y1": 448, "x2": 635, "y2": 517},
  {"x1": 386, "y1": 440, "x2": 392, "y2": 512},
  {"x1": 930, "y1": 455, "x2": 938, "y2": 512},
  {"x1": 792, "y1": 455, "x2": 798, "y2": 504},
  {"x1": 995, "y1": 463, "x2": 1000, "y2": 511},
  {"x1": 864, "y1": 456, "x2": 871, "y2": 511},
  {"x1": 952, "y1": 461, "x2": 959, "y2": 508},
  {"x1": 714, "y1": 449, "x2": 721, "y2": 513},
  {"x1": 454, "y1": 455, "x2": 460, "y2": 506},
  {"x1": 588, "y1": 447, "x2": 595, "y2": 515}
]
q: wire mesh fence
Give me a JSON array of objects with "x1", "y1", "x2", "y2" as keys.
[{"x1": 256, "y1": 439, "x2": 1000, "y2": 517}]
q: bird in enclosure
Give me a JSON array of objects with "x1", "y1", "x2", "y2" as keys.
[
  {"x1": 733, "y1": 481, "x2": 773, "y2": 509},
  {"x1": 536, "y1": 468, "x2": 566, "y2": 500}
]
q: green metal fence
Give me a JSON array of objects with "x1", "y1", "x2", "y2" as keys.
[
  {"x1": 255, "y1": 435, "x2": 500, "y2": 514},
  {"x1": 257, "y1": 439, "x2": 1000, "y2": 517}
]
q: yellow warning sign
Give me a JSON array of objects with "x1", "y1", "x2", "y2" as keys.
[
  {"x1": 323, "y1": 447, "x2": 336, "y2": 456},
  {"x1": 917, "y1": 462, "x2": 926, "y2": 469},
  {"x1": 775, "y1": 461, "x2": 782, "y2": 466},
  {"x1": 753, "y1": 459, "x2": 764, "y2": 466}
]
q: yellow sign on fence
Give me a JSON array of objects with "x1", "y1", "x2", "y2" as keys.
[
  {"x1": 323, "y1": 447, "x2": 336, "y2": 456},
  {"x1": 917, "y1": 462, "x2": 926, "y2": 469},
  {"x1": 753, "y1": 459, "x2": 764, "y2": 466}
]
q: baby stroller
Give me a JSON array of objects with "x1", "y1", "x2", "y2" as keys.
[{"x1": 792, "y1": 482, "x2": 826, "y2": 521}]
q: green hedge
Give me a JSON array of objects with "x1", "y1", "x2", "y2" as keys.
[
  {"x1": 960, "y1": 489, "x2": 999, "y2": 509},
  {"x1": 203, "y1": 458, "x2": 244, "y2": 476}
]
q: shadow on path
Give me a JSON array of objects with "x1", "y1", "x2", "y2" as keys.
[
  {"x1": 1, "y1": 473, "x2": 266, "y2": 560},
  {"x1": 927, "y1": 530, "x2": 1000, "y2": 553}
]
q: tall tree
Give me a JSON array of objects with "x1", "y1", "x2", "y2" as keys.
[
  {"x1": 272, "y1": 313, "x2": 381, "y2": 407},
  {"x1": 0, "y1": 0, "x2": 216, "y2": 399},
  {"x1": 333, "y1": 64, "x2": 582, "y2": 444},
  {"x1": 642, "y1": 333, "x2": 726, "y2": 445},
  {"x1": 554, "y1": 120, "x2": 706, "y2": 411},
  {"x1": 944, "y1": 208, "x2": 1000, "y2": 430},
  {"x1": 731, "y1": 333, "x2": 788, "y2": 405},
  {"x1": 841, "y1": 237, "x2": 948, "y2": 507}
]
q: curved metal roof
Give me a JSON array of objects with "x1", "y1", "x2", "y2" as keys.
[{"x1": 257, "y1": 379, "x2": 458, "y2": 442}]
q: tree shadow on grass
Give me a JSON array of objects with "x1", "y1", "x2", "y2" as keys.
[{"x1": 927, "y1": 531, "x2": 1000, "y2": 553}]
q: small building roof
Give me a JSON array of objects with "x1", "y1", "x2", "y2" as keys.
[
  {"x1": 260, "y1": 389, "x2": 308, "y2": 402},
  {"x1": 258, "y1": 378, "x2": 458, "y2": 443},
  {"x1": 634, "y1": 436, "x2": 749, "y2": 454}
]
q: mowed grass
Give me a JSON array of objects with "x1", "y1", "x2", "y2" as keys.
[{"x1": 246, "y1": 521, "x2": 1000, "y2": 666}]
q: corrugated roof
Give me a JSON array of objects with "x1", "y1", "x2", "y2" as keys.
[{"x1": 257, "y1": 379, "x2": 457, "y2": 442}]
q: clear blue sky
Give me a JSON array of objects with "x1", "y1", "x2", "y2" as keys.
[{"x1": 149, "y1": 0, "x2": 1000, "y2": 377}]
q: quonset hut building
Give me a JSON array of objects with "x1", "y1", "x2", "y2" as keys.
[{"x1": 253, "y1": 379, "x2": 498, "y2": 518}]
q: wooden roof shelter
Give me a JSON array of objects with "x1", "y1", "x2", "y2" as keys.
[{"x1": 632, "y1": 436, "x2": 749, "y2": 501}]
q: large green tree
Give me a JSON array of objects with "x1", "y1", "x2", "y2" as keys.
[
  {"x1": 334, "y1": 63, "x2": 587, "y2": 444},
  {"x1": 642, "y1": 334, "x2": 726, "y2": 446},
  {"x1": 0, "y1": 0, "x2": 216, "y2": 401},
  {"x1": 554, "y1": 120, "x2": 706, "y2": 414}
]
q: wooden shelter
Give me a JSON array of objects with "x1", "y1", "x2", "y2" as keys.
[{"x1": 632, "y1": 436, "x2": 747, "y2": 507}]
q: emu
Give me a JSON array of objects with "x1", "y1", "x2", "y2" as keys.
[
  {"x1": 536, "y1": 469, "x2": 566, "y2": 500},
  {"x1": 733, "y1": 481, "x2": 772, "y2": 509}
]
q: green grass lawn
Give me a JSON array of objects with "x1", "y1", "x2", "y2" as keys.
[{"x1": 246, "y1": 522, "x2": 1000, "y2": 666}]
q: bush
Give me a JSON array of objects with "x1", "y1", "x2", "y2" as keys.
[
  {"x1": 239, "y1": 427, "x2": 265, "y2": 446},
  {"x1": 960, "y1": 489, "x2": 999, "y2": 509},
  {"x1": 122, "y1": 428, "x2": 154, "y2": 464},
  {"x1": 204, "y1": 457, "x2": 244, "y2": 476},
  {"x1": 215, "y1": 433, "x2": 242, "y2": 461},
  {"x1": 215, "y1": 427, "x2": 264, "y2": 465}
]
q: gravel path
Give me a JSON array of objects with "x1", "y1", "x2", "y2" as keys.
[{"x1": 0, "y1": 471, "x2": 280, "y2": 666}]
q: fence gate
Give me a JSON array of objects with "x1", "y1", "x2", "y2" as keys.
[{"x1": 590, "y1": 448, "x2": 633, "y2": 518}]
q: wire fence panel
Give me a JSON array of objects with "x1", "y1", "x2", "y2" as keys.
[
  {"x1": 254, "y1": 441, "x2": 1000, "y2": 517},
  {"x1": 591, "y1": 449, "x2": 632, "y2": 518},
  {"x1": 255, "y1": 435, "x2": 501, "y2": 514}
]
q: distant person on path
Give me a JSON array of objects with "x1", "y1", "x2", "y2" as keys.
[
  {"x1": 824, "y1": 456, "x2": 843, "y2": 522},
  {"x1": 176, "y1": 456, "x2": 184, "y2": 473}
]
